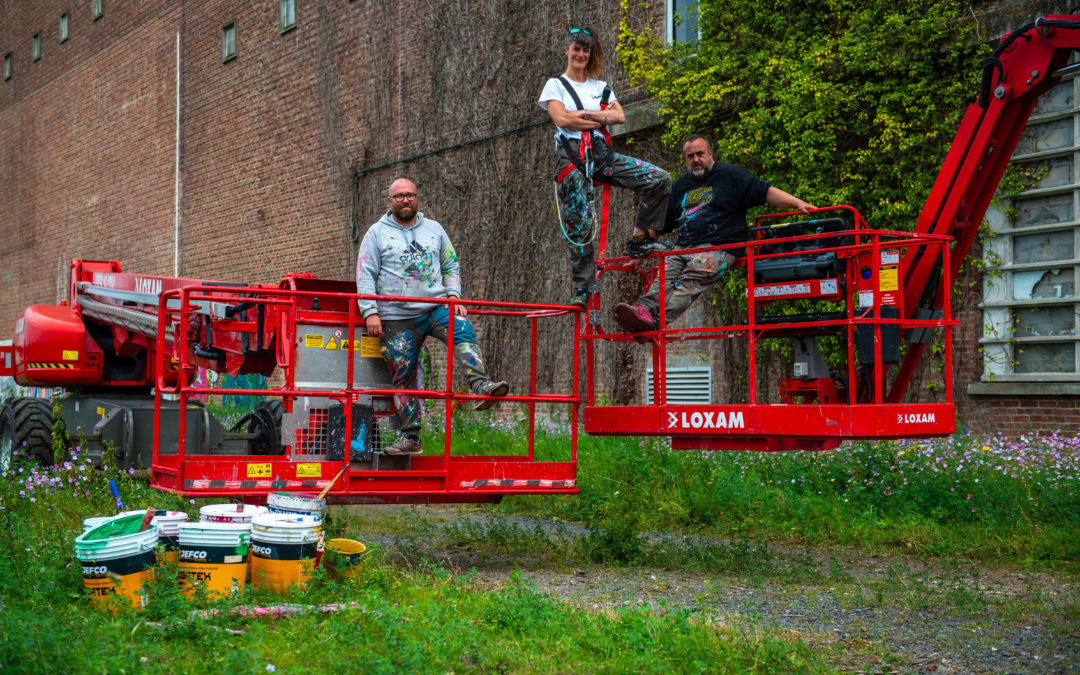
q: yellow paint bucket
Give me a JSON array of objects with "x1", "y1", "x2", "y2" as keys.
[
  {"x1": 177, "y1": 522, "x2": 251, "y2": 599},
  {"x1": 323, "y1": 539, "x2": 366, "y2": 579},
  {"x1": 75, "y1": 513, "x2": 158, "y2": 610},
  {"x1": 249, "y1": 513, "x2": 321, "y2": 591}
]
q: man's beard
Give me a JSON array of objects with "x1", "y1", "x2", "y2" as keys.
[{"x1": 691, "y1": 167, "x2": 705, "y2": 178}]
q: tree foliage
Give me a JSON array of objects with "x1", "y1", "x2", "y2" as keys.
[{"x1": 618, "y1": 0, "x2": 991, "y2": 230}]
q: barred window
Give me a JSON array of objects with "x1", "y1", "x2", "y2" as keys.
[{"x1": 982, "y1": 74, "x2": 1080, "y2": 381}]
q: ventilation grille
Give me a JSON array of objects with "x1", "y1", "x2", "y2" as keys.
[{"x1": 645, "y1": 366, "x2": 712, "y2": 404}]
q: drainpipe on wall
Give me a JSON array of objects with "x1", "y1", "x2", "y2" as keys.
[{"x1": 174, "y1": 30, "x2": 181, "y2": 276}]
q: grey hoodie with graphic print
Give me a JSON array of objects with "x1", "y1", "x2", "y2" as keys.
[{"x1": 355, "y1": 211, "x2": 462, "y2": 321}]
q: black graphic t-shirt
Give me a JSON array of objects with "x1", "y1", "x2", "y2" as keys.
[{"x1": 661, "y1": 162, "x2": 770, "y2": 249}]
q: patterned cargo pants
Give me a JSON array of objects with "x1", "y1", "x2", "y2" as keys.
[
  {"x1": 379, "y1": 307, "x2": 494, "y2": 434},
  {"x1": 635, "y1": 249, "x2": 738, "y2": 326},
  {"x1": 555, "y1": 142, "x2": 671, "y2": 294}
]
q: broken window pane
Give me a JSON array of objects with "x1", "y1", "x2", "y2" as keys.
[
  {"x1": 1015, "y1": 119, "x2": 1073, "y2": 155},
  {"x1": 1015, "y1": 194, "x2": 1072, "y2": 228},
  {"x1": 1014, "y1": 342, "x2": 1076, "y2": 373},
  {"x1": 1013, "y1": 230, "x2": 1074, "y2": 264},
  {"x1": 1014, "y1": 305, "x2": 1076, "y2": 337},
  {"x1": 1031, "y1": 80, "x2": 1074, "y2": 116},
  {"x1": 1012, "y1": 268, "x2": 1076, "y2": 299}
]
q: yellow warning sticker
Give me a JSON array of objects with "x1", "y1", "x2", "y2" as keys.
[
  {"x1": 879, "y1": 266, "x2": 899, "y2": 292},
  {"x1": 296, "y1": 463, "x2": 321, "y2": 478},
  {"x1": 96, "y1": 406, "x2": 105, "y2": 418},
  {"x1": 360, "y1": 335, "x2": 382, "y2": 358},
  {"x1": 325, "y1": 337, "x2": 338, "y2": 350},
  {"x1": 304, "y1": 334, "x2": 324, "y2": 349},
  {"x1": 246, "y1": 463, "x2": 272, "y2": 478},
  {"x1": 62, "y1": 350, "x2": 79, "y2": 361}
]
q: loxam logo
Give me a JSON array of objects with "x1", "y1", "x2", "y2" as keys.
[
  {"x1": 180, "y1": 549, "x2": 208, "y2": 560},
  {"x1": 667, "y1": 410, "x2": 745, "y2": 430},
  {"x1": 133, "y1": 277, "x2": 162, "y2": 296},
  {"x1": 252, "y1": 544, "x2": 273, "y2": 557},
  {"x1": 82, "y1": 565, "x2": 108, "y2": 575},
  {"x1": 897, "y1": 412, "x2": 936, "y2": 424}
]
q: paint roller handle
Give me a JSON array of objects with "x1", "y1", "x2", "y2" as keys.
[
  {"x1": 139, "y1": 507, "x2": 156, "y2": 532},
  {"x1": 316, "y1": 467, "x2": 347, "y2": 501},
  {"x1": 108, "y1": 480, "x2": 124, "y2": 512}
]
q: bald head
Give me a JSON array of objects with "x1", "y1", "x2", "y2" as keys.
[{"x1": 386, "y1": 178, "x2": 420, "y2": 225}]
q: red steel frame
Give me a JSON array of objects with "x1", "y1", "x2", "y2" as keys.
[
  {"x1": 149, "y1": 283, "x2": 584, "y2": 503},
  {"x1": 583, "y1": 206, "x2": 958, "y2": 451}
]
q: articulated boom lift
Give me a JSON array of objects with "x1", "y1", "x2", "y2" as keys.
[
  {"x1": 1, "y1": 15, "x2": 1078, "y2": 501},
  {"x1": 583, "y1": 15, "x2": 1080, "y2": 451}
]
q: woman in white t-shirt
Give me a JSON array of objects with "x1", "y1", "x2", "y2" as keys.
[{"x1": 538, "y1": 27, "x2": 671, "y2": 307}]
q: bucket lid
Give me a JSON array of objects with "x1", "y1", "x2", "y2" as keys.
[
  {"x1": 180, "y1": 521, "x2": 252, "y2": 533},
  {"x1": 252, "y1": 513, "x2": 322, "y2": 530},
  {"x1": 199, "y1": 503, "x2": 268, "y2": 521},
  {"x1": 268, "y1": 492, "x2": 326, "y2": 510},
  {"x1": 81, "y1": 516, "x2": 113, "y2": 531},
  {"x1": 78, "y1": 513, "x2": 152, "y2": 542}
]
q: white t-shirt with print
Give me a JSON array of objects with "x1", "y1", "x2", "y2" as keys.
[{"x1": 537, "y1": 76, "x2": 617, "y2": 140}]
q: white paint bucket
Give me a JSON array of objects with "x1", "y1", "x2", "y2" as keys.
[
  {"x1": 116, "y1": 510, "x2": 189, "y2": 562},
  {"x1": 249, "y1": 513, "x2": 322, "y2": 591},
  {"x1": 199, "y1": 503, "x2": 267, "y2": 524},
  {"x1": 81, "y1": 516, "x2": 113, "y2": 532},
  {"x1": 177, "y1": 521, "x2": 251, "y2": 598},
  {"x1": 75, "y1": 513, "x2": 159, "y2": 609},
  {"x1": 267, "y1": 492, "x2": 326, "y2": 520}
]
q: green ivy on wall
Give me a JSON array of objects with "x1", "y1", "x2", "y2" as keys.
[{"x1": 618, "y1": 0, "x2": 990, "y2": 232}]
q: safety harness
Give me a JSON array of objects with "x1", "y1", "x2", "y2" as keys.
[{"x1": 554, "y1": 76, "x2": 613, "y2": 185}]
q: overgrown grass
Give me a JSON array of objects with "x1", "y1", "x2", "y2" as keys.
[
  {"x1": 446, "y1": 418, "x2": 1080, "y2": 566},
  {"x1": 0, "y1": 444, "x2": 833, "y2": 674}
]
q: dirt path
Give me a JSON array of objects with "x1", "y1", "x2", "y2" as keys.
[{"x1": 342, "y1": 505, "x2": 1080, "y2": 674}]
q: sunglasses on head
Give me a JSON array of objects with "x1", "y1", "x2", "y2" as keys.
[{"x1": 569, "y1": 28, "x2": 591, "y2": 35}]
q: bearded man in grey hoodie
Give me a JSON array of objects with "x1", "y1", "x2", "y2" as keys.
[{"x1": 356, "y1": 178, "x2": 509, "y2": 455}]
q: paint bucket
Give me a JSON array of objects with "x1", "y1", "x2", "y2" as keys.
[
  {"x1": 249, "y1": 513, "x2": 322, "y2": 591},
  {"x1": 267, "y1": 492, "x2": 326, "y2": 521},
  {"x1": 323, "y1": 539, "x2": 366, "y2": 579},
  {"x1": 177, "y1": 521, "x2": 251, "y2": 598},
  {"x1": 199, "y1": 503, "x2": 267, "y2": 524},
  {"x1": 118, "y1": 510, "x2": 189, "y2": 563},
  {"x1": 75, "y1": 513, "x2": 158, "y2": 609}
]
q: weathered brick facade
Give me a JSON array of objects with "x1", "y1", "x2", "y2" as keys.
[{"x1": 2, "y1": 0, "x2": 1076, "y2": 435}]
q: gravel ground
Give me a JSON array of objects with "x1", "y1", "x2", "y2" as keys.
[{"x1": 343, "y1": 505, "x2": 1080, "y2": 675}]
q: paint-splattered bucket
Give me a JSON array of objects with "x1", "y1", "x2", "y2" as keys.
[
  {"x1": 249, "y1": 513, "x2": 322, "y2": 591},
  {"x1": 177, "y1": 521, "x2": 250, "y2": 598},
  {"x1": 199, "y1": 503, "x2": 267, "y2": 524},
  {"x1": 117, "y1": 510, "x2": 189, "y2": 563},
  {"x1": 75, "y1": 513, "x2": 158, "y2": 610},
  {"x1": 267, "y1": 492, "x2": 326, "y2": 521},
  {"x1": 81, "y1": 516, "x2": 113, "y2": 532},
  {"x1": 323, "y1": 539, "x2": 366, "y2": 578}
]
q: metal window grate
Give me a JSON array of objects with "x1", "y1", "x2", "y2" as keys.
[{"x1": 645, "y1": 366, "x2": 712, "y2": 404}]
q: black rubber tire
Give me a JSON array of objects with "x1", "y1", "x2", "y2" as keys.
[
  {"x1": 247, "y1": 399, "x2": 285, "y2": 455},
  {"x1": 0, "y1": 397, "x2": 55, "y2": 467}
]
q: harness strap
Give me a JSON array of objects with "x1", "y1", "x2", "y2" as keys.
[{"x1": 554, "y1": 77, "x2": 614, "y2": 185}]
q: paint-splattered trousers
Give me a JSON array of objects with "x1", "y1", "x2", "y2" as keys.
[
  {"x1": 555, "y1": 140, "x2": 671, "y2": 294},
  {"x1": 634, "y1": 249, "x2": 738, "y2": 326},
  {"x1": 379, "y1": 306, "x2": 495, "y2": 434}
]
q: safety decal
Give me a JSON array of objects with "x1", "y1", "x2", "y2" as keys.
[
  {"x1": 295, "y1": 463, "x2": 321, "y2": 478},
  {"x1": 879, "y1": 266, "x2": 899, "y2": 292},
  {"x1": 303, "y1": 334, "x2": 325, "y2": 349},
  {"x1": 359, "y1": 335, "x2": 381, "y2": 358},
  {"x1": 62, "y1": 350, "x2": 79, "y2": 361},
  {"x1": 26, "y1": 362, "x2": 76, "y2": 369},
  {"x1": 325, "y1": 337, "x2": 338, "y2": 350},
  {"x1": 246, "y1": 463, "x2": 272, "y2": 478},
  {"x1": 463, "y1": 479, "x2": 576, "y2": 489}
]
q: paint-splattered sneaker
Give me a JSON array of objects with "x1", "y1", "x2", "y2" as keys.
[
  {"x1": 613, "y1": 303, "x2": 656, "y2": 343},
  {"x1": 473, "y1": 380, "x2": 509, "y2": 411},
  {"x1": 385, "y1": 433, "x2": 422, "y2": 456},
  {"x1": 569, "y1": 290, "x2": 589, "y2": 308}
]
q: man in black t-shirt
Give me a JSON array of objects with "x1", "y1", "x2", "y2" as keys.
[{"x1": 613, "y1": 135, "x2": 815, "y2": 339}]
